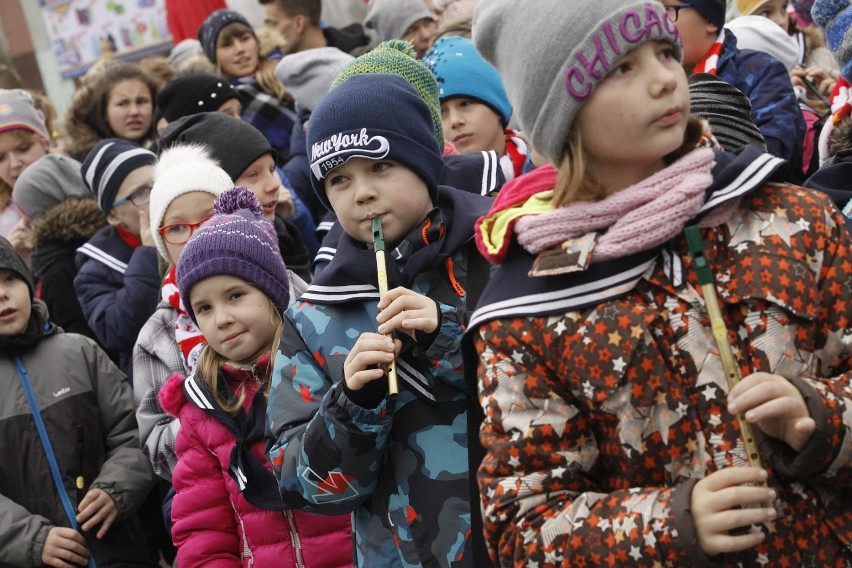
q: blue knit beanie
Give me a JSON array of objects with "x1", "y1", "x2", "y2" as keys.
[
  {"x1": 198, "y1": 9, "x2": 254, "y2": 64},
  {"x1": 306, "y1": 73, "x2": 444, "y2": 211},
  {"x1": 423, "y1": 36, "x2": 512, "y2": 126},
  {"x1": 81, "y1": 139, "x2": 157, "y2": 213},
  {"x1": 177, "y1": 187, "x2": 290, "y2": 323},
  {"x1": 812, "y1": 0, "x2": 852, "y2": 81}
]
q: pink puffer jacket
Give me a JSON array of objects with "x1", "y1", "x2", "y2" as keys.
[{"x1": 160, "y1": 372, "x2": 353, "y2": 567}]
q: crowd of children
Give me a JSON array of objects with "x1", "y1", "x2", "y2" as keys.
[{"x1": 3, "y1": 0, "x2": 852, "y2": 566}]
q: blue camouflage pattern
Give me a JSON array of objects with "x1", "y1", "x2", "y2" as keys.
[
  {"x1": 718, "y1": 30, "x2": 805, "y2": 173},
  {"x1": 267, "y1": 249, "x2": 475, "y2": 568}
]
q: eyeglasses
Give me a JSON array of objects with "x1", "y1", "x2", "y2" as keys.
[
  {"x1": 158, "y1": 215, "x2": 213, "y2": 245},
  {"x1": 112, "y1": 185, "x2": 152, "y2": 209},
  {"x1": 665, "y1": 3, "x2": 692, "y2": 21}
]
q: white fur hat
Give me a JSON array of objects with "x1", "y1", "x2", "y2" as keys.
[{"x1": 149, "y1": 144, "x2": 233, "y2": 261}]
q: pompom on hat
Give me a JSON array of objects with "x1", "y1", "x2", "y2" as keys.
[
  {"x1": 331, "y1": 40, "x2": 444, "y2": 146},
  {"x1": 423, "y1": 35, "x2": 512, "y2": 126},
  {"x1": 0, "y1": 89, "x2": 50, "y2": 143},
  {"x1": 473, "y1": 0, "x2": 681, "y2": 165},
  {"x1": 149, "y1": 144, "x2": 234, "y2": 261},
  {"x1": 306, "y1": 73, "x2": 444, "y2": 211},
  {"x1": 177, "y1": 187, "x2": 290, "y2": 323}
]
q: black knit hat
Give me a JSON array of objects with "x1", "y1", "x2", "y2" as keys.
[
  {"x1": 156, "y1": 73, "x2": 240, "y2": 123},
  {"x1": 689, "y1": 0, "x2": 726, "y2": 28},
  {"x1": 198, "y1": 9, "x2": 254, "y2": 64},
  {"x1": 0, "y1": 236, "x2": 33, "y2": 299},
  {"x1": 156, "y1": 113, "x2": 275, "y2": 181},
  {"x1": 689, "y1": 73, "x2": 767, "y2": 152}
]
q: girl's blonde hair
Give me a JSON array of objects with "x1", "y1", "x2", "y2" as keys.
[
  {"x1": 552, "y1": 116, "x2": 705, "y2": 208},
  {"x1": 216, "y1": 22, "x2": 292, "y2": 104},
  {"x1": 195, "y1": 296, "x2": 283, "y2": 416}
]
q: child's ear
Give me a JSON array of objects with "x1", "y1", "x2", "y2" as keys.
[
  {"x1": 106, "y1": 210, "x2": 122, "y2": 227},
  {"x1": 706, "y1": 21, "x2": 719, "y2": 36}
]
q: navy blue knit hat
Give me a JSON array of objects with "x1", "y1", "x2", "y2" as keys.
[
  {"x1": 423, "y1": 36, "x2": 513, "y2": 126},
  {"x1": 690, "y1": 0, "x2": 726, "y2": 28},
  {"x1": 177, "y1": 187, "x2": 289, "y2": 323},
  {"x1": 307, "y1": 73, "x2": 444, "y2": 211},
  {"x1": 81, "y1": 138, "x2": 157, "y2": 213},
  {"x1": 198, "y1": 9, "x2": 254, "y2": 64}
]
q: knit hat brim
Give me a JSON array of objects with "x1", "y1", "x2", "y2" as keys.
[
  {"x1": 307, "y1": 74, "x2": 444, "y2": 211},
  {"x1": 474, "y1": 0, "x2": 681, "y2": 165}
]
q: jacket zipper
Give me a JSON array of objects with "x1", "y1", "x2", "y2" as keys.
[{"x1": 284, "y1": 509, "x2": 305, "y2": 568}]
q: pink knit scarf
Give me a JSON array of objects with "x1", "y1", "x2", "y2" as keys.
[{"x1": 515, "y1": 148, "x2": 718, "y2": 262}]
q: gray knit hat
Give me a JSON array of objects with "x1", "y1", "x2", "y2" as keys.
[
  {"x1": 12, "y1": 155, "x2": 90, "y2": 220},
  {"x1": 365, "y1": 0, "x2": 435, "y2": 42},
  {"x1": 274, "y1": 48, "x2": 354, "y2": 112},
  {"x1": 473, "y1": 0, "x2": 681, "y2": 164}
]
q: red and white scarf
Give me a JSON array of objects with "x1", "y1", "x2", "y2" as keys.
[
  {"x1": 691, "y1": 29, "x2": 725, "y2": 76},
  {"x1": 161, "y1": 265, "x2": 206, "y2": 374},
  {"x1": 500, "y1": 128, "x2": 529, "y2": 181},
  {"x1": 817, "y1": 76, "x2": 852, "y2": 167}
]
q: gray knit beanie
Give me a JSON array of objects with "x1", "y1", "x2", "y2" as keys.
[
  {"x1": 274, "y1": 48, "x2": 355, "y2": 112},
  {"x1": 473, "y1": 0, "x2": 681, "y2": 165},
  {"x1": 365, "y1": 0, "x2": 435, "y2": 42},
  {"x1": 12, "y1": 155, "x2": 90, "y2": 221}
]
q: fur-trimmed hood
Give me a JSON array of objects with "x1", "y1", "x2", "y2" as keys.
[{"x1": 29, "y1": 197, "x2": 106, "y2": 248}]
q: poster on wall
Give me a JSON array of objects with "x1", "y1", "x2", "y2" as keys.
[{"x1": 38, "y1": 0, "x2": 173, "y2": 79}]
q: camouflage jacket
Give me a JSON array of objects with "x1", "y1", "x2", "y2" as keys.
[
  {"x1": 267, "y1": 188, "x2": 492, "y2": 567},
  {"x1": 468, "y1": 149, "x2": 852, "y2": 567}
]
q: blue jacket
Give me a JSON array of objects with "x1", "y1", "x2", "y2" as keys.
[
  {"x1": 717, "y1": 30, "x2": 805, "y2": 178},
  {"x1": 74, "y1": 226, "x2": 160, "y2": 379},
  {"x1": 267, "y1": 188, "x2": 492, "y2": 567}
]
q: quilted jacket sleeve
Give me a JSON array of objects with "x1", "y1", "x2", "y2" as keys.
[{"x1": 171, "y1": 409, "x2": 241, "y2": 567}]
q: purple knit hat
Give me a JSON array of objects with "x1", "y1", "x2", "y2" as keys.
[{"x1": 177, "y1": 186, "x2": 289, "y2": 323}]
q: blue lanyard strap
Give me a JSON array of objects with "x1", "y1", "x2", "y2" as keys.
[{"x1": 14, "y1": 356, "x2": 97, "y2": 568}]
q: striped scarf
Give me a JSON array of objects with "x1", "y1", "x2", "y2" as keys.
[
  {"x1": 161, "y1": 265, "x2": 205, "y2": 374},
  {"x1": 691, "y1": 29, "x2": 726, "y2": 75}
]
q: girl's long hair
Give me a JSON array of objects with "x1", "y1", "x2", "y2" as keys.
[
  {"x1": 552, "y1": 116, "x2": 705, "y2": 208},
  {"x1": 195, "y1": 296, "x2": 283, "y2": 416},
  {"x1": 216, "y1": 22, "x2": 292, "y2": 104}
]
